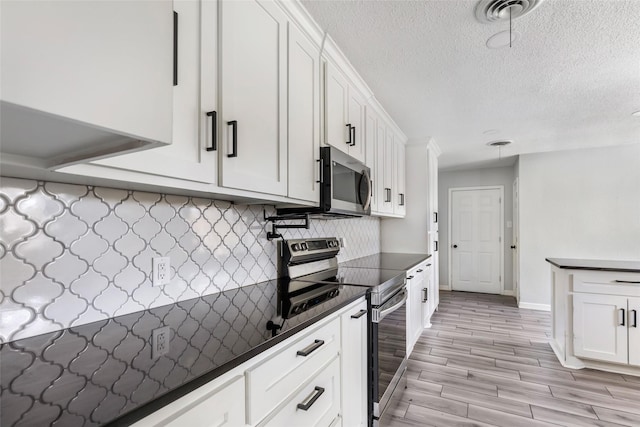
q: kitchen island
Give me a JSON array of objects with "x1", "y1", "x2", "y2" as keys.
[{"x1": 547, "y1": 258, "x2": 640, "y2": 376}]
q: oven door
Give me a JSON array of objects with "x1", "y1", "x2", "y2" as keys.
[
  {"x1": 371, "y1": 286, "x2": 407, "y2": 422},
  {"x1": 321, "y1": 147, "x2": 371, "y2": 216}
]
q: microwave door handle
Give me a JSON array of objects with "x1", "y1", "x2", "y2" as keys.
[{"x1": 362, "y1": 170, "x2": 372, "y2": 211}]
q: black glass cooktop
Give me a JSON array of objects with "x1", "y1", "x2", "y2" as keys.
[{"x1": 0, "y1": 279, "x2": 367, "y2": 426}]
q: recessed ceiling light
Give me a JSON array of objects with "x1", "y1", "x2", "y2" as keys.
[
  {"x1": 483, "y1": 129, "x2": 500, "y2": 135},
  {"x1": 486, "y1": 30, "x2": 520, "y2": 49},
  {"x1": 487, "y1": 140, "x2": 513, "y2": 147},
  {"x1": 632, "y1": 111, "x2": 640, "y2": 117}
]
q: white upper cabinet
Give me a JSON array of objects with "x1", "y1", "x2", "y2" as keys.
[
  {"x1": 93, "y1": 0, "x2": 218, "y2": 185},
  {"x1": 219, "y1": 0, "x2": 288, "y2": 196},
  {"x1": 365, "y1": 108, "x2": 379, "y2": 212},
  {"x1": 287, "y1": 22, "x2": 321, "y2": 203},
  {"x1": 394, "y1": 139, "x2": 406, "y2": 216},
  {"x1": 324, "y1": 61, "x2": 366, "y2": 162},
  {"x1": 0, "y1": 0, "x2": 173, "y2": 166}
]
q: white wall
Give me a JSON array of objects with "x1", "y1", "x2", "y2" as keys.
[
  {"x1": 438, "y1": 166, "x2": 516, "y2": 291},
  {"x1": 518, "y1": 144, "x2": 640, "y2": 308}
]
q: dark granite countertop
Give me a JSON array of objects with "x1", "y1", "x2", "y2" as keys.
[
  {"x1": 340, "y1": 252, "x2": 432, "y2": 271},
  {"x1": 0, "y1": 279, "x2": 368, "y2": 427},
  {"x1": 546, "y1": 258, "x2": 640, "y2": 273}
]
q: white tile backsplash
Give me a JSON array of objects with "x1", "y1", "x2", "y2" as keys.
[{"x1": 0, "y1": 177, "x2": 380, "y2": 342}]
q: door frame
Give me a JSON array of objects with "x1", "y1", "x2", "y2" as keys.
[
  {"x1": 513, "y1": 178, "x2": 520, "y2": 303},
  {"x1": 447, "y1": 185, "x2": 505, "y2": 295}
]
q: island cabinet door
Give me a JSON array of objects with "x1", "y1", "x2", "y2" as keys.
[
  {"x1": 629, "y1": 297, "x2": 640, "y2": 367},
  {"x1": 573, "y1": 293, "x2": 628, "y2": 364}
]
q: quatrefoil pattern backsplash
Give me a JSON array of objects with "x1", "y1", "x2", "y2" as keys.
[{"x1": 0, "y1": 177, "x2": 380, "y2": 343}]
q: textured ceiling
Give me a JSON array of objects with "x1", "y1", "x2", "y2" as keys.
[{"x1": 301, "y1": 0, "x2": 640, "y2": 169}]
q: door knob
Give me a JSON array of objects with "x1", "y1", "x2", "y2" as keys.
[{"x1": 452, "y1": 244, "x2": 458, "y2": 248}]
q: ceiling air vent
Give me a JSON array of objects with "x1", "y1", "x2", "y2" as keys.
[{"x1": 475, "y1": 0, "x2": 544, "y2": 24}]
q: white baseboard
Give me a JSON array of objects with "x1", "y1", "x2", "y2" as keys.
[
  {"x1": 519, "y1": 301, "x2": 551, "y2": 311},
  {"x1": 439, "y1": 285, "x2": 451, "y2": 291},
  {"x1": 502, "y1": 290, "x2": 514, "y2": 296}
]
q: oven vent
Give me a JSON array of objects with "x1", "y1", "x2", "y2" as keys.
[{"x1": 475, "y1": 0, "x2": 545, "y2": 24}]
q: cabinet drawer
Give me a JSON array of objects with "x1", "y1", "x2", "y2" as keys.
[
  {"x1": 246, "y1": 317, "x2": 341, "y2": 424},
  {"x1": 573, "y1": 271, "x2": 640, "y2": 297},
  {"x1": 261, "y1": 356, "x2": 341, "y2": 427},
  {"x1": 137, "y1": 375, "x2": 245, "y2": 427}
]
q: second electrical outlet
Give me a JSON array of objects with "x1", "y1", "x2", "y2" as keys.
[{"x1": 153, "y1": 257, "x2": 170, "y2": 286}]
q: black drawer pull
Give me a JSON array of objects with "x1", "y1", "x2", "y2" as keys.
[
  {"x1": 297, "y1": 386, "x2": 325, "y2": 411},
  {"x1": 417, "y1": 269, "x2": 423, "y2": 273},
  {"x1": 206, "y1": 111, "x2": 217, "y2": 151},
  {"x1": 351, "y1": 309, "x2": 367, "y2": 319},
  {"x1": 407, "y1": 275, "x2": 414, "y2": 280},
  {"x1": 227, "y1": 120, "x2": 237, "y2": 158},
  {"x1": 614, "y1": 280, "x2": 640, "y2": 284},
  {"x1": 296, "y1": 339, "x2": 324, "y2": 357}
]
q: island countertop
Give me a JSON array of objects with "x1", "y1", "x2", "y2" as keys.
[{"x1": 545, "y1": 257, "x2": 640, "y2": 273}]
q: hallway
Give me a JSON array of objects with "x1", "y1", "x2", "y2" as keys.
[{"x1": 384, "y1": 291, "x2": 640, "y2": 426}]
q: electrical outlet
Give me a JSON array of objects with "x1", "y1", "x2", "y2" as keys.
[
  {"x1": 152, "y1": 257, "x2": 170, "y2": 286},
  {"x1": 152, "y1": 326, "x2": 171, "y2": 359}
]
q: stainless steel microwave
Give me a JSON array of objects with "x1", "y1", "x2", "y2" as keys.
[{"x1": 278, "y1": 147, "x2": 371, "y2": 218}]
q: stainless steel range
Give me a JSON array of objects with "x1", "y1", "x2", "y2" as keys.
[{"x1": 279, "y1": 237, "x2": 408, "y2": 427}]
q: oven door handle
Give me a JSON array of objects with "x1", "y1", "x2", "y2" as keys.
[{"x1": 373, "y1": 289, "x2": 407, "y2": 323}]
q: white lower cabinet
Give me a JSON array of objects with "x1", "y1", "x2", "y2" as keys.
[
  {"x1": 340, "y1": 300, "x2": 368, "y2": 427},
  {"x1": 407, "y1": 267, "x2": 424, "y2": 354},
  {"x1": 134, "y1": 297, "x2": 366, "y2": 427},
  {"x1": 263, "y1": 357, "x2": 341, "y2": 427},
  {"x1": 573, "y1": 292, "x2": 640, "y2": 367}
]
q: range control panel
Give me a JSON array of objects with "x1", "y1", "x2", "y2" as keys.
[{"x1": 289, "y1": 238, "x2": 340, "y2": 253}]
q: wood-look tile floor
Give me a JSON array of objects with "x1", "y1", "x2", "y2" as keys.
[{"x1": 384, "y1": 291, "x2": 640, "y2": 427}]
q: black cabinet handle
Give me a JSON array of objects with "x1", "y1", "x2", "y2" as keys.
[
  {"x1": 417, "y1": 269, "x2": 423, "y2": 273},
  {"x1": 452, "y1": 244, "x2": 458, "y2": 248},
  {"x1": 619, "y1": 308, "x2": 626, "y2": 326},
  {"x1": 297, "y1": 386, "x2": 325, "y2": 411},
  {"x1": 206, "y1": 111, "x2": 217, "y2": 151},
  {"x1": 385, "y1": 188, "x2": 391, "y2": 203},
  {"x1": 351, "y1": 125, "x2": 356, "y2": 146},
  {"x1": 316, "y1": 158, "x2": 324, "y2": 184},
  {"x1": 631, "y1": 309, "x2": 637, "y2": 328},
  {"x1": 614, "y1": 280, "x2": 640, "y2": 284},
  {"x1": 434, "y1": 241, "x2": 439, "y2": 252},
  {"x1": 296, "y1": 339, "x2": 324, "y2": 357},
  {"x1": 346, "y1": 123, "x2": 352, "y2": 145},
  {"x1": 351, "y1": 309, "x2": 367, "y2": 319},
  {"x1": 407, "y1": 275, "x2": 414, "y2": 280},
  {"x1": 511, "y1": 245, "x2": 517, "y2": 249},
  {"x1": 426, "y1": 263, "x2": 432, "y2": 267},
  {"x1": 173, "y1": 11, "x2": 178, "y2": 86},
  {"x1": 434, "y1": 212, "x2": 438, "y2": 223},
  {"x1": 422, "y1": 288, "x2": 428, "y2": 303},
  {"x1": 227, "y1": 120, "x2": 237, "y2": 158},
  {"x1": 399, "y1": 193, "x2": 405, "y2": 206}
]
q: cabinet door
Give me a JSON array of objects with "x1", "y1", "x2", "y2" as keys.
[
  {"x1": 94, "y1": 0, "x2": 218, "y2": 184},
  {"x1": 1, "y1": 0, "x2": 173, "y2": 145},
  {"x1": 382, "y1": 129, "x2": 395, "y2": 214},
  {"x1": 365, "y1": 108, "x2": 379, "y2": 213},
  {"x1": 347, "y1": 89, "x2": 366, "y2": 162},
  {"x1": 408, "y1": 271, "x2": 424, "y2": 352},
  {"x1": 287, "y1": 22, "x2": 320, "y2": 202},
  {"x1": 325, "y1": 62, "x2": 350, "y2": 156},
  {"x1": 394, "y1": 140, "x2": 406, "y2": 216},
  {"x1": 573, "y1": 293, "x2": 628, "y2": 364},
  {"x1": 340, "y1": 300, "x2": 368, "y2": 427},
  {"x1": 220, "y1": 0, "x2": 287, "y2": 195},
  {"x1": 421, "y1": 263, "x2": 434, "y2": 327},
  {"x1": 629, "y1": 297, "x2": 640, "y2": 367},
  {"x1": 375, "y1": 120, "x2": 388, "y2": 214}
]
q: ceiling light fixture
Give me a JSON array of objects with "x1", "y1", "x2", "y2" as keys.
[
  {"x1": 486, "y1": 30, "x2": 520, "y2": 49},
  {"x1": 487, "y1": 140, "x2": 512, "y2": 160},
  {"x1": 475, "y1": 0, "x2": 545, "y2": 24},
  {"x1": 632, "y1": 111, "x2": 640, "y2": 117}
]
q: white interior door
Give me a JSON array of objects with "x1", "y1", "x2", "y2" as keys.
[
  {"x1": 450, "y1": 187, "x2": 503, "y2": 294},
  {"x1": 513, "y1": 178, "x2": 520, "y2": 303}
]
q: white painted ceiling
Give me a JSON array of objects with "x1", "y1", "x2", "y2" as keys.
[{"x1": 301, "y1": 0, "x2": 640, "y2": 170}]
